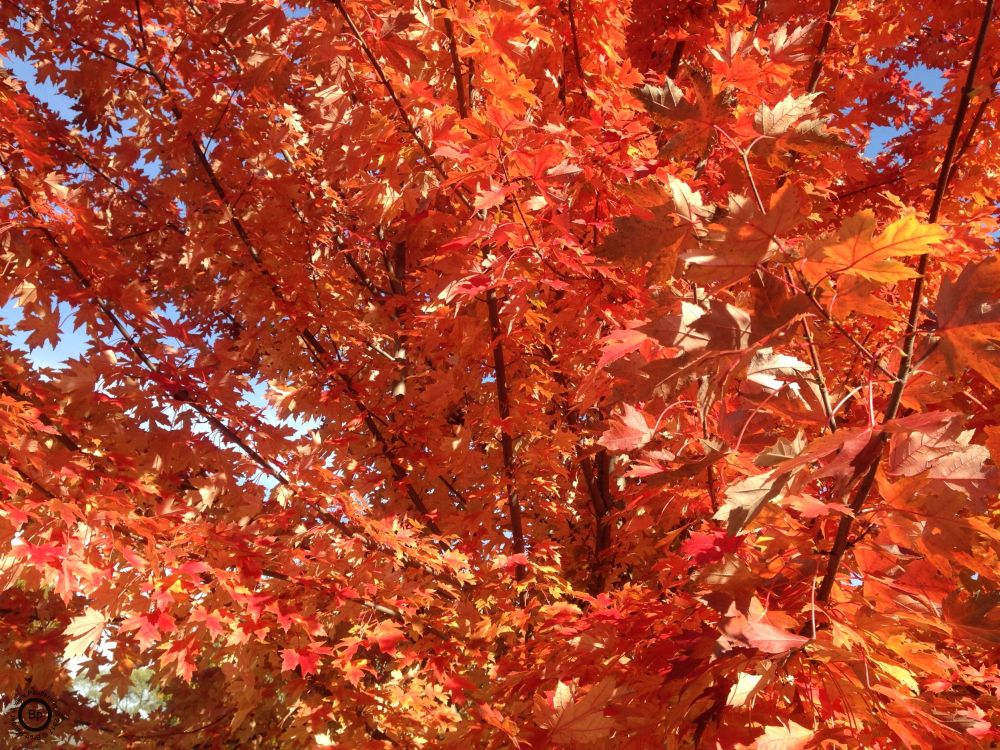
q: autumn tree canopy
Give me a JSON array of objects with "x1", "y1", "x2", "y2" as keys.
[{"x1": 0, "y1": 0, "x2": 998, "y2": 747}]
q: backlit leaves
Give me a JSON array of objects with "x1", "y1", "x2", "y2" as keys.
[
  {"x1": 600, "y1": 176, "x2": 712, "y2": 282},
  {"x1": 0, "y1": 0, "x2": 997, "y2": 747},
  {"x1": 934, "y1": 257, "x2": 1000, "y2": 388},
  {"x1": 803, "y1": 211, "x2": 947, "y2": 283},
  {"x1": 686, "y1": 184, "x2": 810, "y2": 285},
  {"x1": 536, "y1": 678, "x2": 617, "y2": 745},
  {"x1": 754, "y1": 93, "x2": 819, "y2": 136},
  {"x1": 62, "y1": 607, "x2": 107, "y2": 660},
  {"x1": 632, "y1": 79, "x2": 691, "y2": 121},
  {"x1": 753, "y1": 721, "x2": 814, "y2": 750},
  {"x1": 599, "y1": 404, "x2": 654, "y2": 451}
]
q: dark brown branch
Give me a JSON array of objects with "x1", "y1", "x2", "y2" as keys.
[
  {"x1": 814, "y1": 0, "x2": 994, "y2": 610},
  {"x1": 122, "y1": 15, "x2": 443, "y2": 530},
  {"x1": 438, "y1": 475, "x2": 468, "y2": 510},
  {"x1": 1, "y1": 158, "x2": 290, "y2": 485},
  {"x1": 328, "y1": 0, "x2": 472, "y2": 211},
  {"x1": 751, "y1": 0, "x2": 768, "y2": 33},
  {"x1": 579, "y1": 455, "x2": 607, "y2": 516},
  {"x1": 485, "y1": 288, "x2": 526, "y2": 580},
  {"x1": 141, "y1": 9, "x2": 468, "y2": 528},
  {"x1": 335, "y1": 371, "x2": 442, "y2": 534},
  {"x1": 806, "y1": 0, "x2": 842, "y2": 93},
  {"x1": 343, "y1": 249, "x2": 388, "y2": 298},
  {"x1": 667, "y1": 41, "x2": 685, "y2": 79},
  {"x1": 567, "y1": 0, "x2": 587, "y2": 81},
  {"x1": 13, "y1": 0, "x2": 472, "y2": 565},
  {"x1": 947, "y1": 71, "x2": 999, "y2": 180},
  {"x1": 887, "y1": 0, "x2": 994, "y2": 414},
  {"x1": 439, "y1": 0, "x2": 469, "y2": 118}
]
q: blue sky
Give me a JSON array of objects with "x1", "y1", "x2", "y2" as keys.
[
  {"x1": 0, "y1": 49, "x2": 944, "y2": 424},
  {"x1": 864, "y1": 64, "x2": 945, "y2": 159}
]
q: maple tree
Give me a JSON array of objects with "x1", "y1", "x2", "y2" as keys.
[{"x1": 0, "y1": 0, "x2": 998, "y2": 746}]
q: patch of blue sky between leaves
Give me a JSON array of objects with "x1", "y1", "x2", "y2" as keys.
[
  {"x1": 2, "y1": 52, "x2": 75, "y2": 118},
  {"x1": 0, "y1": 300, "x2": 85, "y2": 370},
  {"x1": 865, "y1": 65, "x2": 946, "y2": 160},
  {"x1": 282, "y1": 3, "x2": 312, "y2": 20},
  {"x1": 5, "y1": 22, "x2": 945, "y2": 498},
  {"x1": 3, "y1": 51, "x2": 161, "y2": 179}
]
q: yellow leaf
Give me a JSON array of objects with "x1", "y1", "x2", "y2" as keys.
[
  {"x1": 726, "y1": 672, "x2": 763, "y2": 707},
  {"x1": 63, "y1": 607, "x2": 107, "y2": 660},
  {"x1": 540, "y1": 678, "x2": 616, "y2": 746},
  {"x1": 874, "y1": 659, "x2": 920, "y2": 695},
  {"x1": 804, "y1": 212, "x2": 946, "y2": 283},
  {"x1": 754, "y1": 720, "x2": 813, "y2": 750},
  {"x1": 754, "y1": 93, "x2": 819, "y2": 136}
]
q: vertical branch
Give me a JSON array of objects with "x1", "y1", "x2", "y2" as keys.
[
  {"x1": 329, "y1": 0, "x2": 472, "y2": 211},
  {"x1": 783, "y1": 268, "x2": 838, "y2": 431},
  {"x1": 593, "y1": 448, "x2": 613, "y2": 574},
  {"x1": 801, "y1": 316, "x2": 837, "y2": 431},
  {"x1": 806, "y1": 0, "x2": 842, "y2": 93},
  {"x1": 387, "y1": 241, "x2": 409, "y2": 400},
  {"x1": 579, "y1": 452, "x2": 611, "y2": 593},
  {"x1": 439, "y1": 0, "x2": 469, "y2": 118},
  {"x1": 667, "y1": 41, "x2": 685, "y2": 79},
  {"x1": 485, "y1": 288, "x2": 526, "y2": 578},
  {"x1": 700, "y1": 403, "x2": 720, "y2": 511},
  {"x1": 566, "y1": 0, "x2": 586, "y2": 81},
  {"x1": 886, "y1": 0, "x2": 993, "y2": 419},
  {"x1": 539, "y1": 339, "x2": 612, "y2": 588},
  {"x1": 751, "y1": 0, "x2": 768, "y2": 33},
  {"x1": 595, "y1": 449, "x2": 613, "y2": 512},
  {"x1": 814, "y1": 0, "x2": 994, "y2": 609}
]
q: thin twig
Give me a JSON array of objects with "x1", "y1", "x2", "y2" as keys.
[
  {"x1": 328, "y1": 0, "x2": 473, "y2": 210},
  {"x1": 814, "y1": 0, "x2": 994, "y2": 608},
  {"x1": 793, "y1": 270, "x2": 896, "y2": 379},
  {"x1": 726, "y1": 132, "x2": 839, "y2": 430}
]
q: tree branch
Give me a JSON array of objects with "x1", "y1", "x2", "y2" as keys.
[
  {"x1": 1, "y1": 157, "x2": 291, "y2": 486},
  {"x1": 439, "y1": 0, "x2": 469, "y2": 118},
  {"x1": 807, "y1": 0, "x2": 842, "y2": 93},
  {"x1": 567, "y1": 0, "x2": 587, "y2": 82},
  {"x1": 813, "y1": 0, "x2": 994, "y2": 610},
  {"x1": 485, "y1": 287, "x2": 526, "y2": 582},
  {"x1": 328, "y1": 0, "x2": 470, "y2": 210}
]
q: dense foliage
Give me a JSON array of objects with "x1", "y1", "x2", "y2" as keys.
[{"x1": 0, "y1": 0, "x2": 998, "y2": 747}]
